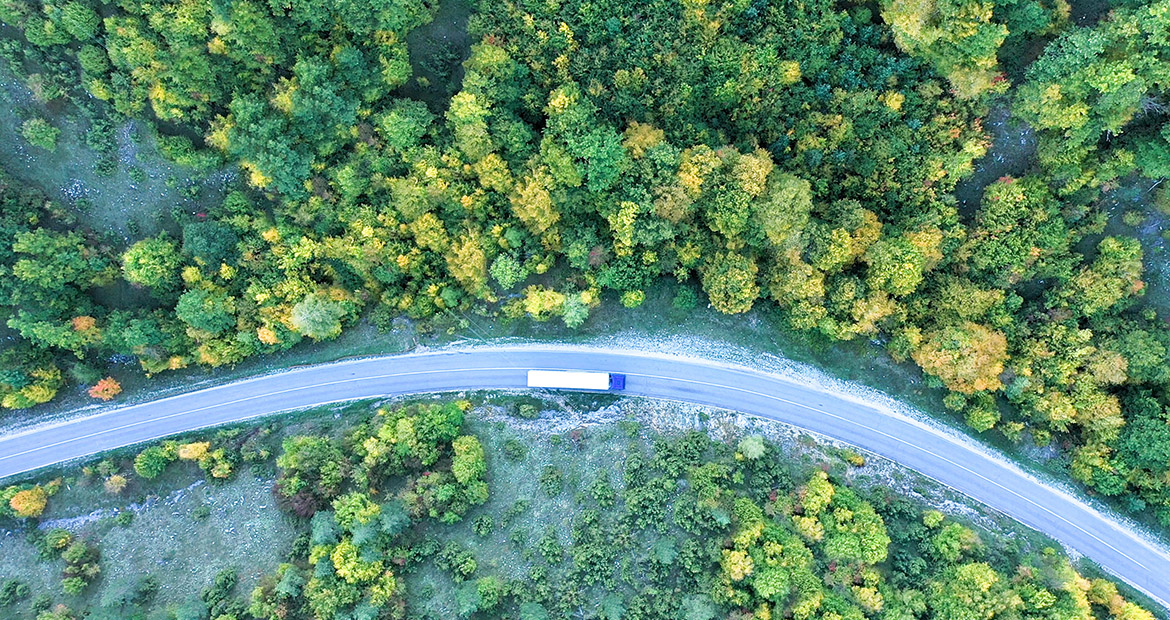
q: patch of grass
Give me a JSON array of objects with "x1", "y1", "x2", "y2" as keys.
[
  {"x1": 0, "y1": 469, "x2": 296, "y2": 614},
  {"x1": 396, "y1": 0, "x2": 474, "y2": 111},
  {"x1": 0, "y1": 64, "x2": 231, "y2": 247}
]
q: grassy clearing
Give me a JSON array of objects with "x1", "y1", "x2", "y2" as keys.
[
  {"x1": 0, "y1": 468, "x2": 296, "y2": 618},
  {"x1": 74, "y1": 471, "x2": 295, "y2": 610},
  {"x1": 396, "y1": 0, "x2": 474, "y2": 111},
  {"x1": 952, "y1": 104, "x2": 1038, "y2": 216},
  {"x1": 1098, "y1": 180, "x2": 1170, "y2": 314},
  {"x1": 0, "y1": 65, "x2": 232, "y2": 247}
]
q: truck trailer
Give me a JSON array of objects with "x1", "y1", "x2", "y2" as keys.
[{"x1": 526, "y1": 370, "x2": 626, "y2": 391}]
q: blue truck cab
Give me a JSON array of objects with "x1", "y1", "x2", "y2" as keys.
[{"x1": 609, "y1": 373, "x2": 626, "y2": 390}]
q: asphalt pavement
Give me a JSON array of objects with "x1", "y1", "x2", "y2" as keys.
[{"x1": 0, "y1": 347, "x2": 1166, "y2": 608}]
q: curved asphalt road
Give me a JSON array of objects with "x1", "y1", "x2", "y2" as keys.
[{"x1": 0, "y1": 348, "x2": 1166, "y2": 609}]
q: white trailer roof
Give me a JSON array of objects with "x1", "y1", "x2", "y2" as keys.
[{"x1": 526, "y1": 370, "x2": 610, "y2": 390}]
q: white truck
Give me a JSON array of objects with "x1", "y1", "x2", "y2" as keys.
[{"x1": 526, "y1": 370, "x2": 626, "y2": 391}]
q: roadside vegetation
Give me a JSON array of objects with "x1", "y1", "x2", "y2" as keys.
[
  {"x1": 0, "y1": 397, "x2": 1162, "y2": 620},
  {"x1": 1, "y1": 0, "x2": 1170, "y2": 567}
]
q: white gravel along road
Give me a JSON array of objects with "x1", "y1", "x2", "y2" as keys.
[{"x1": 0, "y1": 347, "x2": 1167, "y2": 609}]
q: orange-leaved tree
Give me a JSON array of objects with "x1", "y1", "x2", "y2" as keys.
[
  {"x1": 88, "y1": 377, "x2": 122, "y2": 401},
  {"x1": 10, "y1": 487, "x2": 48, "y2": 518}
]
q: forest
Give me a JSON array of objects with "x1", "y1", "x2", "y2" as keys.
[
  {"x1": 0, "y1": 397, "x2": 1161, "y2": 620},
  {"x1": 1, "y1": 0, "x2": 1170, "y2": 554}
]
